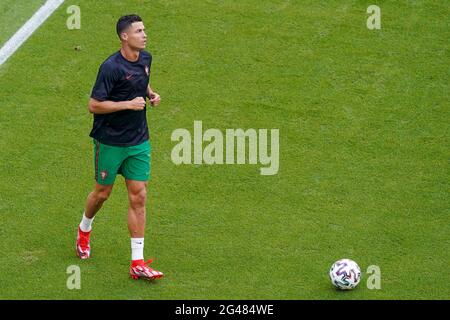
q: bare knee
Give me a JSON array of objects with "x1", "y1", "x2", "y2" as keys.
[
  {"x1": 92, "y1": 186, "x2": 112, "y2": 203},
  {"x1": 129, "y1": 188, "x2": 147, "y2": 209}
]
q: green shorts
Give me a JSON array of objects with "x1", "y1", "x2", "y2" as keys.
[{"x1": 93, "y1": 139, "x2": 151, "y2": 185}]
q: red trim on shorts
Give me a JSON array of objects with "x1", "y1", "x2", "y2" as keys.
[{"x1": 95, "y1": 140, "x2": 100, "y2": 181}]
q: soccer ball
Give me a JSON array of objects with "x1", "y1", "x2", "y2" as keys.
[{"x1": 329, "y1": 259, "x2": 361, "y2": 290}]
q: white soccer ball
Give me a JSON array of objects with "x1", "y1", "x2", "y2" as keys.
[{"x1": 329, "y1": 259, "x2": 362, "y2": 290}]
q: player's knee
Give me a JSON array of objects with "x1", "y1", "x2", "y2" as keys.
[
  {"x1": 130, "y1": 188, "x2": 146, "y2": 207},
  {"x1": 94, "y1": 188, "x2": 112, "y2": 203},
  {"x1": 97, "y1": 193, "x2": 109, "y2": 203}
]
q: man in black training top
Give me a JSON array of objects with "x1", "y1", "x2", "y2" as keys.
[{"x1": 75, "y1": 14, "x2": 163, "y2": 281}]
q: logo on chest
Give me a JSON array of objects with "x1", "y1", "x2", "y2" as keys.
[{"x1": 125, "y1": 68, "x2": 148, "y2": 81}]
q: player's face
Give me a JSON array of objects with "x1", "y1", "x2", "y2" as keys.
[{"x1": 125, "y1": 22, "x2": 147, "y2": 50}]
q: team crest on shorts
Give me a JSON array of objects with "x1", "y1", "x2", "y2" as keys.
[
  {"x1": 100, "y1": 170, "x2": 108, "y2": 181},
  {"x1": 145, "y1": 66, "x2": 149, "y2": 76}
]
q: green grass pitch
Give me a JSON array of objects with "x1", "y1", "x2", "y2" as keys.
[{"x1": 0, "y1": 0, "x2": 448, "y2": 299}]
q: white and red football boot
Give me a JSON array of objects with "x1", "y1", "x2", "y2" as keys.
[
  {"x1": 130, "y1": 259, "x2": 164, "y2": 281},
  {"x1": 76, "y1": 226, "x2": 91, "y2": 259}
]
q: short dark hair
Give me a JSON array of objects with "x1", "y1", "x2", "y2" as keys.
[{"x1": 116, "y1": 14, "x2": 142, "y2": 40}]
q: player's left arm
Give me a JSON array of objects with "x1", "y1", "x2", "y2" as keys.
[{"x1": 147, "y1": 85, "x2": 161, "y2": 106}]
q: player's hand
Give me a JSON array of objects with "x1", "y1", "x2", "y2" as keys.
[
  {"x1": 149, "y1": 92, "x2": 161, "y2": 106},
  {"x1": 128, "y1": 97, "x2": 146, "y2": 110}
]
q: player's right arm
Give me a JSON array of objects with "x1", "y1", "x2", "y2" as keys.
[
  {"x1": 89, "y1": 61, "x2": 146, "y2": 114},
  {"x1": 88, "y1": 97, "x2": 145, "y2": 114}
]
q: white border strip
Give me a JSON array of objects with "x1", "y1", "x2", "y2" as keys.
[{"x1": 0, "y1": 0, "x2": 65, "y2": 66}]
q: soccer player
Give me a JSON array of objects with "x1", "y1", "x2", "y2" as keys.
[{"x1": 76, "y1": 14, "x2": 163, "y2": 281}]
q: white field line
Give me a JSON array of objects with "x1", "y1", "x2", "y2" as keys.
[{"x1": 0, "y1": 0, "x2": 65, "y2": 66}]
